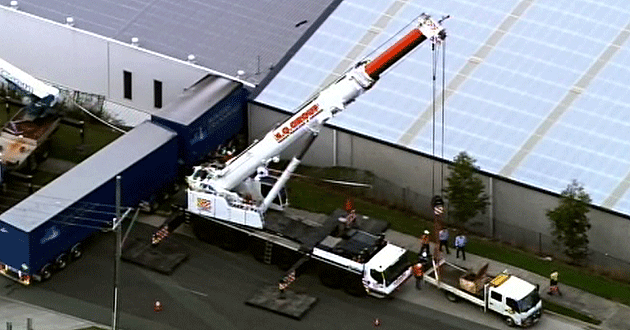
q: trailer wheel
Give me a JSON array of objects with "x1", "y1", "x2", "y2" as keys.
[
  {"x1": 444, "y1": 291, "x2": 460, "y2": 302},
  {"x1": 70, "y1": 243, "x2": 83, "y2": 259},
  {"x1": 39, "y1": 264, "x2": 53, "y2": 281},
  {"x1": 55, "y1": 253, "x2": 69, "y2": 269},
  {"x1": 504, "y1": 317, "x2": 515, "y2": 327}
]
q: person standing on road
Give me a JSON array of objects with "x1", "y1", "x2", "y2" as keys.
[
  {"x1": 420, "y1": 230, "x2": 430, "y2": 256},
  {"x1": 439, "y1": 228, "x2": 450, "y2": 254},
  {"x1": 455, "y1": 233, "x2": 467, "y2": 261},
  {"x1": 413, "y1": 261, "x2": 424, "y2": 290},
  {"x1": 548, "y1": 270, "x2": 562, "y2": 296}
]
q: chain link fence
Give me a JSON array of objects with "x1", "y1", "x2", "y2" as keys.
[{"x1": 1, "y1": 80, "x2": 148, "y2": 131}]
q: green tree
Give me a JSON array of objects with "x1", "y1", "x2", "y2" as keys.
[
  {"x1": 547, "y1": 180, "x2": 592, "y2": 265},
  {"x1": 443, "y1": 151, "x2": 489, "y2": 225}
]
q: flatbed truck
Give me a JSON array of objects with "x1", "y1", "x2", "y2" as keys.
[
  {"x1": 0, "y1": 57, "x2": 77, "y2": 175},
  {"x1": 423, "y1": 260, "x2": 543, "y2": 327}
]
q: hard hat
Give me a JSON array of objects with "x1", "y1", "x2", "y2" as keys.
[{"x1": 424, "y1": 230, "x2": 429, "y2": 235}]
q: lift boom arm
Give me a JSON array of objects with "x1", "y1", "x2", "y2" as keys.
[{"x1": 190, "y1": 14, "x2": 446, "y2": 195}]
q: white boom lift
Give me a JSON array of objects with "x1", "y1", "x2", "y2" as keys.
[{"x1": 187, "y1": 14, "x2": 446, "y2": 229}]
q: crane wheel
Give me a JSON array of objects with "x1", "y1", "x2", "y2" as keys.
[{"x1": 319, "y1": 268, "x2": 342, "y2": 289}]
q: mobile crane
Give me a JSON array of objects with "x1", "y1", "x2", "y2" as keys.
[
  {"x1": 0, "y1": 58, "x2": 65, "y2": 177},
  {"x1": 183, "y1": 14, "x2": 447, "y2": 297}
]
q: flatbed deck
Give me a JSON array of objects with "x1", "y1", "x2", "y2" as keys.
[{"x1": 263, "y1": 208, "x2": 389, "y2": 258}]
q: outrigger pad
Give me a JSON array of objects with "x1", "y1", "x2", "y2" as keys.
[
  {"x1": 121, "y1": 237, "x2": 188, "y2": 275},
  {"x1": 246, "y1": 286, "x2": 318, "y2": 320}
]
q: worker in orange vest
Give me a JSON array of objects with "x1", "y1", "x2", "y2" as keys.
[
  {"x1": 420, "y1": 230, "x2": 430, "y2": 256},
  {"x1": 413, "y1": 263, "x2": 424, "y2": 289},
  {"x1": 413, "y1": 250, "x2": 430, "y2": 290}
]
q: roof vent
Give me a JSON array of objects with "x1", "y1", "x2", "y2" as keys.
[
  {"x1": 9, "y1": 1, "x2": 18, "y2": 10},
  {"x1": 187, "y1": 54, "x2": 196, "y2": 64},
  {"x1": 131, "y1": 37, "x2": 139, "y2": 47},
  {"x1": 65, "y1": 17, "x2": 74, "y2": 27},
  {"x1": 237, "y1": 70, "x2": 245, "y2": 77}
]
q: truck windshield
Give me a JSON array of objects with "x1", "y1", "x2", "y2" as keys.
[
  {"x1": 517, "y1": 289, "x2": 541, "y2": 312},
  {"x1": 382, "y1": 251, "x2": 412, "y2": 286}
]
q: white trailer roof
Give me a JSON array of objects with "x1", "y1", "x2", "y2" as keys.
[{"x1": 0, "y1": 121, "x2": 176, "y2": 232}]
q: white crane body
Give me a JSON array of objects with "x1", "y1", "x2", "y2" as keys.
[
  {"x1": 187, "y1": 14, "x2": 446, "y2": 228},
  {"x1": 183, "y1": 13, "x2": 446, "y2": 299}
]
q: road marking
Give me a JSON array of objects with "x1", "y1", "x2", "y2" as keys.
[{"x1": 173, "y1": 284, "x2": 209, "y2": 297}]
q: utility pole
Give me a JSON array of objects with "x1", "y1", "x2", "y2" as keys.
[{"x1": 112, "y1": 175, "x2": 122, "y2": 330}]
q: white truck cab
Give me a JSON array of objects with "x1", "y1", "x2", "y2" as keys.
[
  {"x1": 485, "y1": 274, "x2": 543, "y2": 327},
  {"x1": 361, "y1": 244, "x2": 413, "y2": 297}
]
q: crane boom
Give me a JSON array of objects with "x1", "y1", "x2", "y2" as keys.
[{"x1": 187, "y1": 14, "x2": 446, "y2": 227}]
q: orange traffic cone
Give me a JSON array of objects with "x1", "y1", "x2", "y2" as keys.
[{"x1": 154, "y1": 300, "x2": 163, "y2": 312}]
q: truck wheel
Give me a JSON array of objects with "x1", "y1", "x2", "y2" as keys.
[
  {"x1": 191, "y1": 218, "x2": 218, "y2": 244},
  {"x1": 444, "y1": 291, "x2": 460, "y2": 302},
  {"x1": 343, "y1": 276, "x2": 367, "y2": 297},
  {"x1": 55, "y1": 253, "x2": 69, "y2": 269},
  {"x1": 218, "y1": 229, "x2": 247, "y2": 252},
  {"x1": 275, "y1": 247, "x2": 299, "y2": 270},
  {"x1": 37, "y1": 140, "x2": 51, "y2": 162},
  {"x1": 319, "y1": 269, "x2": 342, "y2": 289},
  {"x1": 26, "y1": 156, "x2": 38, "y2": 173},
  {"x1": 149, "y1": 200, "x2": 159, "y2": 213},
  {"x1": 504, "y1": 317, "x2": 515, "y2": 327},
  {"x1": 70, "y1": 243, "x2": 82, "y2": 259},
  {"x1": 39, "y1": 264, "x2": 53, "y2": 281}
]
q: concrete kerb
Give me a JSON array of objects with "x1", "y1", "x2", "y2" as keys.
[
  {"x1": 542, "y1": 309, "x2": 601, "y2": 330},
  {"x1": 383, "y1": 229, "x2": 629, "y2": 330},
  {"x1": 0, "y1": 295, "x2": 108, "y2": 330}
]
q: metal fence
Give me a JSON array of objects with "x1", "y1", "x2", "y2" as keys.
[
  {"x1": 334, "y1": 169, "x2": 630, "y2": 278},
  {"x1": 1, "y1": 81, "x2": 149, "y2": 131}
]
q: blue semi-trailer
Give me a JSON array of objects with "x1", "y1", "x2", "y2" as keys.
[
  {"x1": 0, "y1": 121, "x2": 179, "y2": 283},
  {"x1": 0, "y1": 74, "x2": 248, "y2": 284}
]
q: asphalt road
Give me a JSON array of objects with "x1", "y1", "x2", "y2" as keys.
[{"x1": 0, "y1": 221, "x2": 499, "y2": 330}]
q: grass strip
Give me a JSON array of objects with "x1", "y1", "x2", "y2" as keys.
[
  {"x1": 542, "y1": 299, "x2": 602, "y2": 325},
  {"x1": 287, "y1": 167, "x2": 630, "y2": 309}
]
